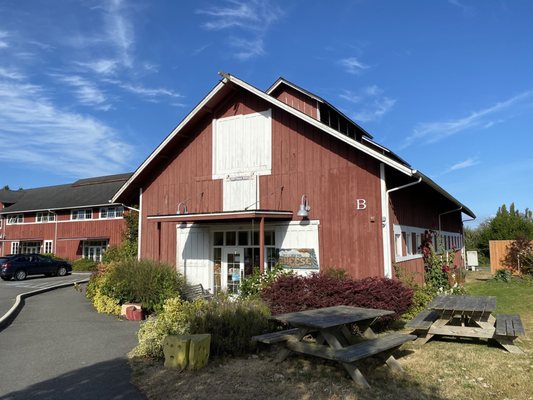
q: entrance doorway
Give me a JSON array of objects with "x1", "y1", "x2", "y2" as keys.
[{"x1": 222, "y1": 247, "x2": 243, "y2": 294}]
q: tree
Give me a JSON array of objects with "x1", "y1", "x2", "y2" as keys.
[
  {"x1": 467, "y1": 203, "x2": 533, "y2": 261},
  {"x1": 504, "y1": 236, "x2": 533, "y2": 274}
]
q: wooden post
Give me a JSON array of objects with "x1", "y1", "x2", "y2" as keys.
[{"x1": 259, "y1": 217, "x2": 265, "y2": 273}]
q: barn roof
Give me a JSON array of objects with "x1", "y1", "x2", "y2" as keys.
[
  {"x1": 0, "y1": 173, "x2": 132, "y2": 214},
  {"x1": 112, "y1": 73, "x2": 475, "y2": 219},
  {"x1": 267, "y1": 77, "x2": 374, "y2": 139},
  {"x1": 0, "y1": 189, "x2": 25, "y2": 205}
]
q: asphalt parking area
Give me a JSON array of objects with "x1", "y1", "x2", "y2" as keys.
[
  {"x1": 0, "y1": 273, "x2": 91, "y2": 317},
  {"x1": 0, "y1": 284, "x2": 144, "y2": 399}
]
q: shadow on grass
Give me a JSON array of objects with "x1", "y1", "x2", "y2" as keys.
[{"x1": 1, "y1": 358, "x2": 144, "y2": 400}]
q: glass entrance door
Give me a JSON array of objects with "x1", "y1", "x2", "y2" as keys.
[{"x1": 222, "y1": 247, "x2": 244, "y2": 294}]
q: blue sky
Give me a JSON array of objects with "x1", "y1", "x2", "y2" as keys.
[{"x1": 0, "y1": 0, "x2": 532, "y2": 226}]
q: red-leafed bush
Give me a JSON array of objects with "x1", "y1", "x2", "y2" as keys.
[{"x1": 260, "y1": 274, "x2": 413, "y2": 321}]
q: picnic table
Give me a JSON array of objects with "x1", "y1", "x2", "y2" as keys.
[
  {"x1": 252, "y1": 305, "x2": 416, "y2": 388},
  {"x1": 406, "y1": 295, "x2": 525, "y2": 353}
]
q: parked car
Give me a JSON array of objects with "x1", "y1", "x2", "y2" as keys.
[{"x1": 0, "y1": 254, "x2": 72, "y2": 281}]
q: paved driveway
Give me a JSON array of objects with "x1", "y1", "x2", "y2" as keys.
[
  {"x1": 0, "y1": 273, "x2": 91, "y2": 316},
  {"x1": 0, "y1": 285, "x2": 145, "y2": 400}
]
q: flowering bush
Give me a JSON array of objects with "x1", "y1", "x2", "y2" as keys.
[{"x1": 239, "y1": 264, "x2": 291, "y2": 298}]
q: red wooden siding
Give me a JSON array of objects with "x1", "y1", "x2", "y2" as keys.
[
  {"x1": 0, "y1": 208, "x2": 125, "y2": 259},
  {"x1": 141, "y1": 88, "x2": 385, "y2": 278},
  {"x1": 387, "y1": 168, "x2": 463, "y2": 233},
  {"x1": 269, "y1": 85, "x2": 319, "y2": 119}
]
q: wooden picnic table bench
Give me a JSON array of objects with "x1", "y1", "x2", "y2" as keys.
[
  {"x1": 406, "y1": 295, "x2": 525, "y2": 353},
  {"x1": 258, "y1": 305, "x2": 415, "y2": 388},
  {"x1": 183, "y1": 283, "x2": 213, "y2": 302}
]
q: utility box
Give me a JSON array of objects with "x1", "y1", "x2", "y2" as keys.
[{"x1": 466, "y1": 251, "x2": 479, "y2": 271}]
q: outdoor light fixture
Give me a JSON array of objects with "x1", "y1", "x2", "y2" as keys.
[
  {"x1": 297, "y1": 195, "x2": 310, "y2": 218},
  {"x1": 177, "y1": 202, "x2": 188, "y2": 215}
]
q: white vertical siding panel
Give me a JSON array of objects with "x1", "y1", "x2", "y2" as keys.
[{"x1": 176, "y1": 225, "x2": 210, "y2": 286}]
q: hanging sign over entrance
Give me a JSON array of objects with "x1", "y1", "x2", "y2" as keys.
[{"x1": 278, "y1": 248, "x2": 318, "y2": 270}]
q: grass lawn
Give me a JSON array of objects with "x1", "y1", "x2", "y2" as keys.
[
  {"x1": 130, "y1": 272, "x2": 533, "y2": 400},
  {"x1": 391, "y1": 273, "x2": 533, "y2": 400}
]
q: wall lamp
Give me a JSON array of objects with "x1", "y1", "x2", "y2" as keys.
[
  {"x1": 297, "y1": 195, "x2": 310, "y2": 218},
  {"x1": 177, "y1": 202, "x2": 188, "y2": 215}
]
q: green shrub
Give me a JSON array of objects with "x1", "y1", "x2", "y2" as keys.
[
  {"x1": 494, "y1": 268, "x2": 512, "y2": 282},
  {"x1": 131, "y1": 297, "x2": 206, "y2": 359},
  {"x1": 92, "y1": 291, "x2": 122, "y2": 315},
  {"x1": 71, "y1": 258, "x2": 98, "y2": 272},
  {"x1": 131, "y1": 296, "x2": 272, "y2": 359},
  {"x1": 86, "y1": 260, "x2": 185, "y2": 314},
  {"x1": 189, "y1": 296, "x2": 272, "y2": 356}
]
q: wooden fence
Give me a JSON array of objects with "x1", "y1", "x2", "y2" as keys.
[{"x1": 489, "y1": 240, "x2": 533, "y2": 274}]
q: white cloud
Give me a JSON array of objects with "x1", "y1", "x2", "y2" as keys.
[
  {"x1": 197, "y1": 0, "x2": 282, "y2": 31},
  {"x1": 448, "y1": 0, "x2": 475, "y2": 15},
  {"x1": 447, "y1": 157, "x2": 480, "y2": 172},
  {"x1": 55, "y1": 75, "x2": 111, "y2": 110},
  {"x1": 0, "y1": 67, "x2": 25, "y2": 80},
  {"x1": 103, "y1": 0, "x2": 134, "y2": 67},
  {"x1": 229, "y1": 36, "x2": 265, "y2": 60},
  {"x1": 339, "y1": 85, "x2": 396, "y2": 122},
  {"x1": 104, "y1": 79, "x2": 182, "y2": 102},
  {"x1": 0, "y1": 31, "x2": 10, "y2": 49},
  {"x1": 338, "y1": 57, "x2": 370, "y2": 74},
  {"x1": 76, "y1": 59, "x2": 119, "y2": 75},
  {"x1": 66, "y1": 0, "x2": 135, "y2": 70},
  {"x1": 197, "y1": 0, "x2": 283, "y2": 60},
  {"x1": 0, "y1": 79, "x2": 133, "y2": 177},
  {"x1": 403, "y1": 91, "x2": 532, "y2": 149}
]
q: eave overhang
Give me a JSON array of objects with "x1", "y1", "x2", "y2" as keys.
[{"x1": 147, "y1": 210, "x2": 293, "y2": 223}]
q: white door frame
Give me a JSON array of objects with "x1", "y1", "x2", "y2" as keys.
[{"x1": 221, "y1": 247, "x2": 244, "y2": 293}]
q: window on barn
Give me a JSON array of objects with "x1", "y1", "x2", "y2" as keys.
[
  {"x1": 100, "y1": 206, "x2": 124, "y2": 219},
  {"x1": 36, "y1": 212, "x2": 55, "y2": 223},
  {"x1": 71, "y1": 209, "x2": 92, "y2": 220},
  {"x1": 7, "y1": 214, "x2": 23, "y2": 224}
]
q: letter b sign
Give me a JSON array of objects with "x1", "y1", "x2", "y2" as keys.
[{"x1": 356, "y1": 199, "x2": 367, "y2": 210}]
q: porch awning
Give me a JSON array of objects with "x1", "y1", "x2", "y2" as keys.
[{"x1": 147, "y1": 209, "x2": 293, "y2": 223}]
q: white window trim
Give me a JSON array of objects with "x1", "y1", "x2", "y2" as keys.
[
  {"x1": 71, "y1": 209, "x2": 93, "y2": 221},
  {"x1": 36, "y1": 211, "x2": 56, "y2": 223},
  {"x1": 7, "y1": 214, "x2": 24, "y2": 225},
  {"x1": 11, "y1": 241, "x2": 20, "y2": 254},
  {"x1": 99, "y1": 206, "x2": 124, "y2": 219},
  {"x1": 44, "y1": 240, "x2": 53, "y2": 254},
  {"x1": 393, "y1": 224, "x2": 463, "y2": 262}
]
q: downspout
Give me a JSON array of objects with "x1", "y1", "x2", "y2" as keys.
[{"x1": 381, "y1": 164, "x2": 422, "y2": 278}]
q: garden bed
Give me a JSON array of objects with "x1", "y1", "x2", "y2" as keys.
[{"x1": 130, "y1": 272, "x2": 533, "y2": 400}]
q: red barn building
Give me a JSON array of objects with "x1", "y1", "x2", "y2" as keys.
[
  {"x1": 112, "y1": 73, "x2": 474, "y2": 293},
  {"x1": 0, "y1": 174, "x2": 131, "y2": 261}
]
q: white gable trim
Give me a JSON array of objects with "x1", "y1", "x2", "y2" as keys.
[
  {"x1": 112, "y1": 80, "x2": 226, "y2": 202},
  {"x1": 112, "y1": 73, "x2": 474, "y2": 218}
]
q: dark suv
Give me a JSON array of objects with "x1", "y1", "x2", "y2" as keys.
[{"x1": 0, "y1": 254, "x2": 72, "y2": 281}]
